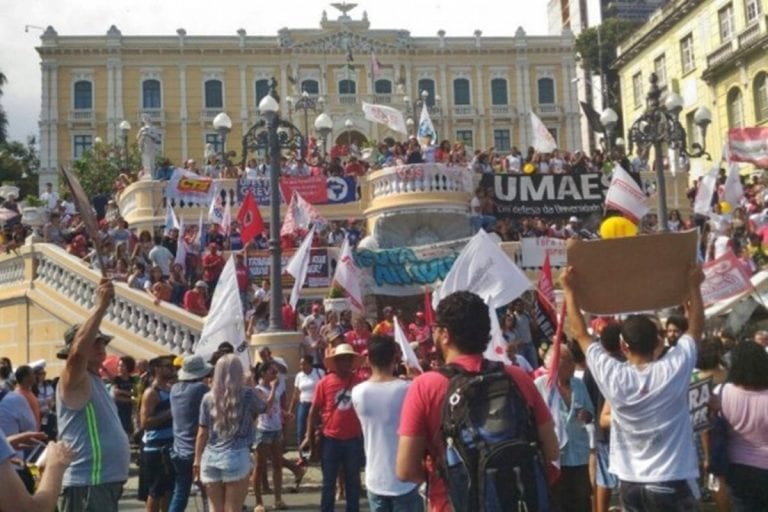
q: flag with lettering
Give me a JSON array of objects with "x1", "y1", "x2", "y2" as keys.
[
  {"x1": 605, "y1": 163, "x2": 649, "y2": 223},
  {"x1": 237, "y1": 190, "x2": 265, "y2": 245},
  {"x1": 362, "y1": 102, "x2": 408, "y2": 135},
  {"x1": 530, "y1": 112, "x2": 557, "y2": 153},
  {"x1": 332, "y1": 237, "x2": 364, "y2": 311},
  {"x1": 207, "y1": 187, "x2": 224, "y2": 225},
  {"x1": 281, "y1": 190, "x2": 328, "y2": 237}
]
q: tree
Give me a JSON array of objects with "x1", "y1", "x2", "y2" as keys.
[
  {"x1": 0, "y1": 70, "x2": 7, "y2": 145},
  {"x1": 71, "y1": 140, "x2": 141, "y2": 196},
  {"x1": 0, "y1": 136, "x2": 40, "y2": 199}
]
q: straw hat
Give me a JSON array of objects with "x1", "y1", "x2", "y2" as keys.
[{"x1": 323, "y1": 343, "x2": 363, "y2": 373}]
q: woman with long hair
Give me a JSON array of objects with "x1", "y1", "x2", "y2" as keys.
[
  {"x1": 194, "y1": 355, "x2": 264, "y2": 512},
  {"x1": 720, "y1": 341, "x2": 768, "y2": 511}
]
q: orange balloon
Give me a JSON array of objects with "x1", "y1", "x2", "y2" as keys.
[{"x1": 599, "y1": 216, "x2": 638, "y2": 239}]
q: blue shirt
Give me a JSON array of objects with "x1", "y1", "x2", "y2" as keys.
[
  {"x1": 0, "y1": 391, "x2": 37, "y2": 459},
  {"x1": 535, "y1": 375, "x2": 594, "y2": 467},
  {"x1": 199, "y1": 387, "x2": 264, "y2": 453},
  {"x1": 170, "y1": 381, "x2": 209, "y2": 458}
]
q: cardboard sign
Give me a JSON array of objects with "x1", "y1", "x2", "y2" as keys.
[
  {"x1": 689, "y1": 377, "x2": 712, "y2": 433},
  {"x1": 566, "y1": 230, "x2": 698, "y2": 315}
]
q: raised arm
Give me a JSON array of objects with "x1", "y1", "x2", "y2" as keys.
[
  {"x1": 562, "y1": 266, "x2": 594, "y2": 356},
  {"x1": 685, "y1": 264, "x2": 705, "y2": 342}
]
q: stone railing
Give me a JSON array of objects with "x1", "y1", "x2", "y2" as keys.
[
  {"x1": 0, "y1": 253, "x2": 26, "y2": 286},
  {"x1": 22, "y1": 244, "x2": 203, "y2": 355},
  {"x1": 366, "y1": 163, "x2": 474, "y2": 201}
]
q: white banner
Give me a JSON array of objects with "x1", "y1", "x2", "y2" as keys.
[
  {"x1": 362, "y1": 102, "x2": 408, "y2": 135},
  {"x1": 520, "y1": 237, "x2": 567, "y2": 268}
]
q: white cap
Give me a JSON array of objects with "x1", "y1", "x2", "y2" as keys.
[
  {"x1": 30, "y1": 359, "x2": 46, "y2": 372},
  {"x1": 569, "y1": 216, "x2": 579, "y2": 223}
]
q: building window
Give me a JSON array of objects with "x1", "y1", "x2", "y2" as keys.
[
  {"x1": 537, "y1": 78, "x2": 555, "y2": 105},
  {"x1": 493, "y1": 129, "x2": 511, "y2": 152},
  {"x1": 727, "y1": 87, "x2": 744, "y2": 128},
  {"x1": 755, "y1": 72, "x2": 768, "y2": 121},
  {"x1": 255, "y1": 79, "x2": 270, "y2": 106},
  {"x1": 491, "y1": 78, "x2": 508, "y2": 105},
  {"x1": 719, "y1": 4, "x2": 735, "y2": 42},
  {"x1": 338, "y1": 79, "x2": 356, "y2": 95},
  {"x1": 456, "y1": 129, "x2": 474, "y2": 151},
  {"x1": 73, "y1": 81, "x2": 92, "y2": 109},
  {"x1": 142, "y1": 79, "x2": 162, "y2": 109},
  {"x1": 653, "y1": 55, "x2": 667, "y2": 88},
  {"x1": 301, "y1": 79, "x2": 319, "y2": 95},
  {"x1": 374, "y1": 79, "x2": 392, "y2": 94},
  {"x1": 205, "y1": 79, "x2": 223, "y2": 109},
  {"x1": 745, "y1": 0, "x2": 762, "y2": 24},
  {"x1": 453, "y1": 78, "x2": 471, "y2": 106},
  {"x1": 205, "y1": 133, "x2": 223, "y2": 155},
  {"x1": 418, "y1": 79, "x2": 436, "y2": 107},
  {"x1": 680, "y1": 34, "x2": 695, "y2": 74},
  {"x1": 73, "y1": 134, "x2": 93, "y2": 159},
  {"x1": 632, "y1": 72, "x2": 644, "y2": 108}
]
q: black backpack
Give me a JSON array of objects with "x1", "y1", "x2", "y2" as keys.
[{"x1": 439, "y1": 360, "x2": 551, "y2": 512}]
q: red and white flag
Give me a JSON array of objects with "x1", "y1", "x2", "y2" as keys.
[
  {"x1": 701, "y1": 251, "x2": 753, "y2": 306},
  {"x1": 534, "y1": 252, "x2": 558, "y2": 341},
  {"x1": 530, "y1": 112, "x2": 557, "y2": 153},
  {"x1": 483, "y1": 297, "x2": 513, "y2": 365},
  {"x1": 237, "y1": 190, "x2": 265, "y2": 245},
  {"x1": 281, "y1": 191, "x2": 328, "y2": 237},
  {"x1": 605, "y1": 163, "x2": 649, "y2": 223},
  {"x1": 332, "y1": 237, "x2": 364, "y2": 312},
  {"x1": 728, "y1": 127, "x2": 768, "y2": 168}
]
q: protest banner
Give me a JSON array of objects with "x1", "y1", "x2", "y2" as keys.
[
  {"x1": 566, "y1": 229, "x2": 698, "y2": 315},
  {"x1": 689, "y1": 377, "x2": 712, "y2": 433},
  {"x1": 481, "y1": 173, "x2": 610, "y2": 218},
  {"x1": 701, "y1": 251, "x2": 753, "y2": 306},
  {"x1": 279, "y1": 175, "x2": 328, "y2": 204},
  {"x1": 237, "y1": 176, "x2": 358, "y2": 205},
  {"x1": 362, "y1": 102, "x2": 408, "y2": 134},
  {"x1": 520, "y1": 237, "x2": 567, "y2": 268},
  {"x1": 246, "y1": 247, "x2": 330, "y2": 289},
  {"x1": 164, "y1": 168, "x2": 214, "y2": 202}
]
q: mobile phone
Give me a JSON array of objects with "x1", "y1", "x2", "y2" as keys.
[{"x1": 25, "y1": 440, "x2": 46, "y2": 465}]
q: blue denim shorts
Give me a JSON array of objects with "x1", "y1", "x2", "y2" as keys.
[
  {"x1": 595, "y1": 441, "x2": 618, "y2": 489},
  {"x1": 254, "y1": 429, "x2": 282, "y2": 448},
  {"x1": 200, "y1": 447, "x2": 252, "y2": 484}
]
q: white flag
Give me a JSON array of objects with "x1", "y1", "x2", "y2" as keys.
[
  {"x1": 175, "y1": 216, "x2": 186, "y2": 268},
  {"x1": 207, "y1": 187, "x2": 224, "y2": 225},
  {"x1": 604, "y1": 163, "x2": 649, "y2": 223},
  {"x1": 164, "y1": 203, "x2": 180, "y2": 235},
  {"x1": 332, "y1": 237, "x2": 364, "y2": 311},
  {"x1": 194, "y1": 210, "x2": 204, "y2": 246},
  {"x1": 530, "y1": 112, "x2": 557, "y2": 153},
  {"x1": 221, "y1": 198, "x2": 232, "y2": 235},
  {"x1": 723, "y1": 162, "x2": 744, "y2": 209},
  {"x1": 281, "y1": 191, "x2": 328, "y2": 237},
  {"x1": 484, "y1": 299, "x2": 513, "y2": 365},
  {"x1": 434, "y1": 230, "x2": 531, "y2": 310},
  {"x1": 694, "y1": 166, "x2": 719, "y2": 216},
  {"x1": 196, "y1": 256, "x2": 250, "y2": 368},
  {"x1": 417, "y1": 103, "x2": 436, "y2": 144},
  {"x1": 362, "y1": 102, "x2": 407, "y2": 135},
  {"x1": 394, "y1": 315, "x2": 423, "y2": 373},
  {"x1": 285, "y1": 226, "x2": 315, "y2": 310}
]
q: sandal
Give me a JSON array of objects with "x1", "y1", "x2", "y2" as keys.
[
  {"x1": 254, "y1": 506, "x2": 266, "y2": 512},
  {"x1": 293, "y1": 466, "x2": 307, "y2": 493},
  {"x1": 273, "y1": 500, "x2": 289, "y2": 510}
]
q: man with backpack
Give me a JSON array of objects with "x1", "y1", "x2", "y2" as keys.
[{"x1": 396, "y1": 291, "x2": 559, "y2": 511}]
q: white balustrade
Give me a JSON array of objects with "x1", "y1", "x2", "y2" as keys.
[
  {"x1": 368, "y1": 163, "x2": 474, "y2": 203},
  {"x1": 0, "y1": 257, "x2": 25, "y2": 285}
]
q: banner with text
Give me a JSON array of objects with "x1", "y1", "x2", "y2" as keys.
[
  {"x1": 246, "y1": 247, "x2": 330, "y2": 288},
  {"x1": 238, "y1": 176, "x2": 357, "y2": 205},
  {"x1": 480, "y1": 173, "x2": 610, "y2": 218},
  {"x1": 689, "y1": 378, "x2": 712, "y2": 432},
  {"x1": 701, "y1": 251, "x2": 753, "y2": 306},
  {"x1": 520, "y1": 237, "x2": 568, "y2": 268},
  {"x1": 164, "y1": 168, "x2": 215, "y2": 202}
]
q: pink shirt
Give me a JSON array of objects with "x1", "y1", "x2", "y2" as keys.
[{"x1": 721, "y1": 383, "x2": 768, "y2": 470}]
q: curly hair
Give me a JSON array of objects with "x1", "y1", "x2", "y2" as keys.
[
  {"x1": 728, "y1": 341, "x2": 768, "y2": 390},
  {"x1": 210, "y1": 354, "x2": 244, "y2": 439},
  {"x1": 436, "y1": 291, "x2": 490, "y2": 354}
]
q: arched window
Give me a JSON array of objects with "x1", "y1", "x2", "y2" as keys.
[
  {"x1": 417, "y1": 79, "x2": 436, "y2": 106},
  {"x1": 491, "y1": 78, "x2": 508, "y2": 105},
  {"x1": 204, "y1": 79, "x2": 223, "y2": 109},
  {"x1": 73, "y1": 81, "x2": 92, "y2": 109},
  {"x1": 338, "y1": 79, "x2": 356, "y2": 95},
  {"x1": 537, "y1": 77, "x2": 555, "y2": 104},
  {"x1": 142, "y1": 79, "x2": 162, "y2": 109},
  {"x1": 727, "y1": 87, "x2": 744, "y2": 128},
  {"x1": 754, "y1": 72, "x2": 768, "y2": 122},
  {"x1": 453, "y1": 78, "x2": 471, "y2": 106},
  {"x1": 301, "y1": 79, "x2": 319, "y2": 95},
  {"x1": 255, "y1": 79, "x2": 270, "y2": 106},
  {"x1": 374, "y1": 79, "x2": 392, "y2": 94}
]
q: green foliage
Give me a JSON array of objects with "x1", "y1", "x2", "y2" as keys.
[
  {"x1": 24, "y1": 194, "x2": 46, "y2": 207},
  {"x1": 71, "y1": 140, "x2": 141, "y2": 196},
  {"x1": 327, "y1": 285, "x2": 346, "y2": 299},
  {"x1": 574, "y1": 19, "x2": 640, "y2": 76},
  {"x1": 0, "y1": 136, "x2": 40, "y2": 199}
]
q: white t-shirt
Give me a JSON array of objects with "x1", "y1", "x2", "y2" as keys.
[
  {"x1": 255, "y1": 384, "x2": 283, "y2": 432},
  {"x1": 294, "y1": 368, "x2": 324, "y2": 403},
  {"x1": 351, "y1": 379, "x2": 417, "y2": 497},
  {"x1": 586, "y1": 335, "x2": 698, "y2": 483},
  {"x1": 148, "y1": 245, "x2": 174, "y2": 276}
]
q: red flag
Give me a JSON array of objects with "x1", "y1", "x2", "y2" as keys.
[
  {"x1": 237, "y1": 190, "x2": 264, "y2": 245},
  {"x1": 535, "y1": 252, "x2": 558, "y2": 340},
  {"x1": 424, "y1": 291, "x2": 436, "y2": 326}
]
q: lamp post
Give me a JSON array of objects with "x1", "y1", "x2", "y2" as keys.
[
  {"x1": 213, "y1": 112, "x2": 233, "y2": 168},
  {"x1": 628, "y1": 73, "x2": 712, "y2": 232},
  {"x1": 599, "y1": 107, "x2": 618, "y2": 153},
  {"x1": 403, "y1": 89, "x2": 442, "y2": 118},
  {"x1": 344, "y1": 118, "x2": 354, "y2": 148},
  {"x1": 291, "y1": 90, "x2": 320, "y2": 141},
  {"x1": 118, "y1": 120, "x2": 131, "y2": 170},
  {"x1": 314, "y1": 112, "x2": 333, "y2": 159},
  {"x1": 255, "y1": 78, "x2": 306, "y2": 331},
  {"x1": 406, "y1": 118, "x2": 415, "y2": 137}
]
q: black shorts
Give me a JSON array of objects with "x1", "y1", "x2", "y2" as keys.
[{"x1": 139, "y1": 445, "x2": 175, "y2": 500}]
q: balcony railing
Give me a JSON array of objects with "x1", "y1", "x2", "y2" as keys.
[
  {"x1": 68, "y1": 109, "x2": 95, "y2": 124},
  {"x1": 537, "y1": 104, "x2": 562, "y2": 116},
  {"x1": 738, "y1": 21, "x2": 762, "y2": 47},
  {"x1": 339, "y1": 94, "x2": 357, "y2": 105},
  {"x1": 706, "y1": 40, "x2": 735, "y2": 68},
  {"x1": 453, "y1": 106, "x2": 476, "y2": 117},
  {"x1": 367, "y1": 163, "x2": 474, "y2": 202},
  {"x1": 138, "y1": 108, "x2": 165, "y2": 124},
  {"x1": 201, "y1": 108, "x2": 222, "y2": 121},
  {"x1": 489, "y1": 105, "x2": 517, "y2": 117}
]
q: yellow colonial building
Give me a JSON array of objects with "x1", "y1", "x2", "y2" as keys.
[
  {"x1": 614, "y1": 0, "x2": 768, "y2": 154},
  {"x1": 35, "y1": 6, "x2": 582, "y2": 190}
]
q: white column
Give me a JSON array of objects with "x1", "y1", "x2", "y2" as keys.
[
  {"x1": 517, "y1": 58, "x2": 531, "y2": 146},
  {"x1": 106, "y1": 59, "x2": 116, "y2": 143},
  {"x1": 239, "y1": 64, "x2": 248, "y2": 124},
  {"x1": 280, "y1": 64, "x2": 289, "y2": 117},
  {"x1": 179, "y1": 64, "x2": 189, "y2": 159},
  {"x1": 440, "y1": 64, "x2": 449, "y2": 141},
  {"x1": 38, "y1": 61, "x2": 52, "y2": 192},
  {"x1": 476, "y1": 65, "x2": 486, "y2": 149},
  {"x1": 320, "y1": 63, "x2": 328, "y2": 96},
  {"x1": 115, "y1": 62, "x2": 124, "y2": 139}
]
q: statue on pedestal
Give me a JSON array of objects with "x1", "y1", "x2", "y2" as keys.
[{"x1": 137, "y1": 114, "x2": 162, "y2": 179}]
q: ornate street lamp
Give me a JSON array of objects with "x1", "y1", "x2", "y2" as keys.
[
  {"x1": 213, "y1": 112, "x2": 233, "y2": 167},
  {"x1": 290, "y1": 90, "x2": 321, "y2": 141},
  {"x1": 599, "y1": 107, "x2": 618, "y2": 153},
  {"x1": 403, "y1": 89, "x2": 442, "y2": 118},
  {"x1": 344, "y1": 118, "x2": 354, "y2": 148},
  {"x1": 405, "y1": 118, "x2": 415, "y2": 137},
  {"x1": 628, "y1": 73, "x2": 712, "y2": 231},
  {"x1": 118, "y1": 120, "x2": 131, "y2": 170},
  {"x1": 241, "y1": 78, "x2": 306, "y2": 331},
  {"x1": 314, "y1": 112, "x2": 333, "y2": 159}
]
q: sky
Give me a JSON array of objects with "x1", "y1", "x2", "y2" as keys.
[{"x1": 0, "y1": 0, "x2": 550, "y2": 143}]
